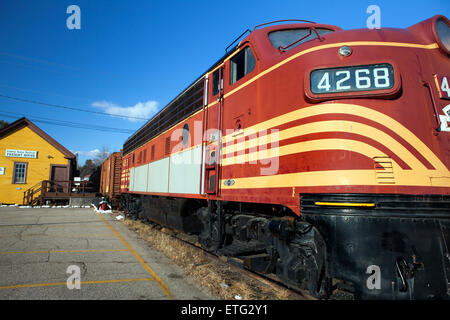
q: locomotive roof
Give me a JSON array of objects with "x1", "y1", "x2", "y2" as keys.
[
  {"x1": 123, "y1": 21, "x2": 340, "y2": 154},
  {"x1": 123, "y1": 43, "x2": 241, "y2": 147}
]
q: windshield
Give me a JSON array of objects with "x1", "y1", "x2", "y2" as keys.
[{"x1": 269, "y1": 28, "x2": 334, "y2": 50}]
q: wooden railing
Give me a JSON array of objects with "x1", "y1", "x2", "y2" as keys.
[
  {"x1": 23, "y1": 181, "x2": 43, "y2": 206},
  {"x1": 23, "y1": 180, "x2": 96, "y2": 205}
]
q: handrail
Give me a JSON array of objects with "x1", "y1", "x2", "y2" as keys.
[
  {"x1": 423, "y1": 81, "x2": 442, "y2": 132},
  {"x1": 23, "y1": 181, "x2": 44, "y2": 205},
  {"x1": 225, "y1": 29, "x2": 251, "y2": 53},
  {"x1": 27, "y1": 181, "x2": 42, "y2": 192},
  {"x1": 254, "y1": 19, "x2": 317, "y2": 30}
]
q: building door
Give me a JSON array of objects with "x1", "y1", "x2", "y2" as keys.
[{"x1": 50, "y1": 165, "x2": 68, "y2": 192}]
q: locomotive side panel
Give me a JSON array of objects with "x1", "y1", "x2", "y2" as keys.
[{"x1": 122, "y1": 75, "x2": 207, "y2": 198}]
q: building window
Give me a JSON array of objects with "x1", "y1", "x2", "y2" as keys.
[
  {"x1": 151, "y1": 145, "x2": 155, "y2": 160},
  {"x1": 230, "y1": 47, "x2": 256, "y2": 84},
  {"x1": 13, "y1": 162, "x2": 27, "y2": 184}
]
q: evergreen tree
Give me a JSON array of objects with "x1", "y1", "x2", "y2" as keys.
[
  {"x1": 79, "y1": 159, "x2": 98, "y2": 178},
  {"x1": 0, "y1": 120, "x2": 9, "y2": 129}
]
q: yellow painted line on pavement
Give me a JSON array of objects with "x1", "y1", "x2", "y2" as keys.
[
  {"x1": 0, "y1": 233, "x2": 117, "y2": 239},
  {"x1": 0, "y1": 278, "x2": 154, "y2": 290},
  {"x1": 0, "y1": 222, "x2": 108, "y2": 228},
  {"x1": 95, "y1": 213, "x2": 174, "y2": 299},
  {"x1": 0, "y1": 249, "x2": 130, "y2": 255},
  {"x1": 32, "y1": 225, "x2": 109, "y2": 229},
  {"x1": 0, "y1": 225, "x2": 109, "y2": 229}
]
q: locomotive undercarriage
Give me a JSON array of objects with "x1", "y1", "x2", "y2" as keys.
[
  {"x1": 196, "y1": 201, "x2": 328, "y2": 297},
  {"x1": 122, "y1": 194, "x2": 332, "y2": 298},
  {"x1": 122, "y1": 193, "x2": 450, "y2": 300}
]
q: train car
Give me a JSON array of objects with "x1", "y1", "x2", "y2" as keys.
[
  {"x1": 120, "y1": 16, "x2": 450, "y2": 299},
  {"x1": 99, "y1": 152, "x2": 122, "y2": 208}
]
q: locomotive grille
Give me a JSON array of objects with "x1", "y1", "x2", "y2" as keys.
[{"x1": 373, "y1": 157, "x2": 395, "y2": 184}]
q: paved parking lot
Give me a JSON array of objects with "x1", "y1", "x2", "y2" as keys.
[{"x1": 0, "y1": 207, "x2": 216, "y2": 300}]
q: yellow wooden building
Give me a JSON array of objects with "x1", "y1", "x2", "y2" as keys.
[{"x1": 0, "y1": 117, "x2": 76, "y2": 205}]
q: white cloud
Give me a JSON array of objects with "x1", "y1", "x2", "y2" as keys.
[
  {"x1": 92, "y1": 100, "x2": 159, "y2": 122},
  {"x1": 73, "y1": 149, "x2": 102, "y2": 157},
  {"x1": 72, "y1": 148, "x2": 111, "y2": 166},
  {"x1": 73, "y1": 149, "x2": 111, "y2": 158}
]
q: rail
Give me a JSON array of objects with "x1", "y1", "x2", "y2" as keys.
[
  {"x1": 23, "y1": 181, "x2": 43, "y2": 206},
  {"x1": 128, "y1": 217, "x2": 313, "y2": 300},
  {"x1": 225, "y1": 29, "x2": 251, "y2": 53}
]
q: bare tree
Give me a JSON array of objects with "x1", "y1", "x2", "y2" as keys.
[{"x1": 93, "y1": 145, "x2": 110, "y2": 166}]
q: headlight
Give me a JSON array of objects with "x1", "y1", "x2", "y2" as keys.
[{"x1": 433, "y1": 15, "x2": 450, "y2": 55}]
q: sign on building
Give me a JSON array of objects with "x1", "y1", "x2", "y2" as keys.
[{"x1": 5, "y1": 149, "x2": 38, "y2": 159}]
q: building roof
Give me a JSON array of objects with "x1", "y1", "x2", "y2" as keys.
[{"x1": 0, "y1": 117, "x2": 75, "y2": 159}]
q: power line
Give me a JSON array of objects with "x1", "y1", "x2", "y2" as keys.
[
  {"x1": 0, "y1": 51, "x2": 117, "y2": 78},
  {"x1": 0, "y1": 93, "x2": 150, "y2": 121},
  {"x1": 0, "y1": 84, "x2": 89, "y2": 102},
  {"x1": 0, "y1": 110, "x2": 134, "y2": 134},
  {"x1": 0, "y1": 60, "x2": 72, "y2": 76},
  {"x1": 0, "y1": 112, "x2": 133, "y2": 134},
  {"x1": 0, "y1": 52, "x2": 87, "y2": 72}
]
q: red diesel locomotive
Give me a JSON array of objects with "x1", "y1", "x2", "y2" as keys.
[{"x1": 118, "y1": 16, "x2": 450, "y2": 299}]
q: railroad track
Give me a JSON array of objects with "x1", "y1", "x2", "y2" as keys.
[{"x1": 122, "y1": 214, "x2": 316, "y2": 300}]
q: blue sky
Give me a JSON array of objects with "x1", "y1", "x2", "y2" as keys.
[{"x1": 0, "y1": 0, "x2": 448, "y2": 167}]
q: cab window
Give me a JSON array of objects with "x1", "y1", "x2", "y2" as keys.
[
  {"x1": 230, "y1": 47, "x2": 256, "y2": 84},
  {"x1": 212, "y1": 69, "x2": 220, "y2": 96},
  {"x1": 269, "y1": 28, "x2": 334, "y2": 51}
]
